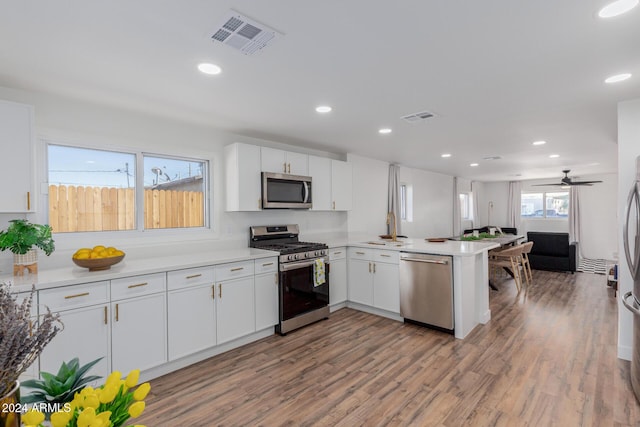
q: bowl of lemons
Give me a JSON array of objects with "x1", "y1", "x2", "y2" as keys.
[{"x1": 72, "y1": 245, "x2": 125, "y2": 271}]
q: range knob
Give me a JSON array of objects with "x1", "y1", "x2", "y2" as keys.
[
  {"x1": 315, "y1": 251, "x2": 320, "y2": 256},
  {"x1": 294, "y1": 254, "x2": 299, "y2": 260}
]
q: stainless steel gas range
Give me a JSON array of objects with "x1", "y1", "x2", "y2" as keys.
[{"x1": 250, "y1": 224, "x2": 329, "y2": 334}]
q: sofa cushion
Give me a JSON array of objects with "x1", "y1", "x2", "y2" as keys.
[{"x1": 527, "y1": 232, "x2": 570, "y2": 257}]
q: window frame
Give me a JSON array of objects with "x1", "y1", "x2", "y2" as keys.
[
  {"x1": 521, "y1": 190, "x2": 569, "y2": 219},
  {"x1": 45, "y1": 141, "x2": 210, "y2": 234}
]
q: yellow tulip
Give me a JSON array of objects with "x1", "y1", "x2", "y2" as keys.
[
  {"x1": 99, "y1": 383, "x2": 119, "y2": 404},
  {"x1": 105, "y1": 370, "x2": 122, "y2": 389},
  {"x1": 133, "y1": 382, "x2": 151, "y2": 401},
  {"x1": 51, "y1": 410, "x2": 73, "y2": 427},
  {"x1": 125, "y1": 369, "x2": 140, "y2": 388},
  {"x1": 84, "y1": 393, "x2": 100, "y2": 409},
  {"x1": 96, "y1": 411, "x2": 112, "y2": 425},
  {"x1": 22, "y1": 408, "x2": 45, "y2": 425},
  {"x1": 77, "y1": 407, "x2": 97, "y2": 427},
  {"x1": 128, "y1": 401, "x2": 145, "y2": 418}
]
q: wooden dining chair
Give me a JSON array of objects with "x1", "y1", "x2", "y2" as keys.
[
  {"x1": 488, "y1": 244, "x2": 526, "y2": 292},
  {"x1": 520, "y1": 241, "x2": 534, "y2": 286}
]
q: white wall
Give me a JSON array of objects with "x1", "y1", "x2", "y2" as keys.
[
  {"x1": 478, "y1": 182, "x2": 509, "y2": 228},
  {"x1": 400, "y1": 167, "x2": 453, "y2": 238},
  {"x1": 0, "y1": 86, "x2": 347, "y2": 273},
  {"x1": 346, "y1": 154, "x2": 389, "y2": 235},
  {"x1": 617, "y1": 98, "x2": 640, "y2": 361}
]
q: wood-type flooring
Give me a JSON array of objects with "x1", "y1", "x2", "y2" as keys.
[{"x1": 137, "y1": 270, "x2": 640, "y2": 426}]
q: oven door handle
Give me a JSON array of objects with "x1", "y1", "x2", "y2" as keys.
[{"x1": 280, "y1": 257, "x2": 329, "y2": 271}]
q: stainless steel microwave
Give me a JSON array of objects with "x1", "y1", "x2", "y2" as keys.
[{"x1": 262, "y1": 172, "x2": 312, "y2": 209}]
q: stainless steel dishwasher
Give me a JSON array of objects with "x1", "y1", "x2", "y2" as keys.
[{"x1": 399, "y1": 252, "x2": 454, "y2": 333}]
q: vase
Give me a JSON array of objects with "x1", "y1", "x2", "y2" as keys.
[
  {"x1": 0, "y1": 381, "x2": 20, "y2": 427},
  {"x1": 13, "y1": 249, "x2": 38, "y2": 276}
]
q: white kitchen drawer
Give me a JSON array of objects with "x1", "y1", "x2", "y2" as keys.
[
  {"x1": 254, "y1": 257, "x2": 278, "y2": 274},
  {"x1": 373, "y1": 250, "x2": 399, "y2": 264},
  {"x1": 215, "y1": 260, "x2": 254, "y2": 281},
  {"x1": 39, "y1": 281, "x2": 109, "y2": 312},
  {"x1": 330, "y1": 247, "x2": 346, "y2": 261},
  {"x1": 111, "y1": 273, "x2": 166, "y2": 300},
  {"x1": 167, "y1": 266, "x2": 215, "y2": 291},
  {"x1": 348, "y1": 247, "x2": 371, "y2": 260}
]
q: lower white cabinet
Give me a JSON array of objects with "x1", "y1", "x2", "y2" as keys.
[
  {"x1": 111, "y1": 274, "x2": 167, "y2": 374},
  {"x1": 329, "y1": 247, "x2": 347, "y2": 305},
  {"x1": 347, "y1": 248, "x2": 400, "y2": 313},
  {"x1": 215, "y1": 261, "x2": 256, "y2": 344},
  {"x1": 168, "y1": 284, "x2": 216, "y2": 360},
  {"x1": 254, "y1": 258, "x2": 279, "y2": 331},
  {"x1": 38, "y1": 281, "x2": 110, "y2": 379}
]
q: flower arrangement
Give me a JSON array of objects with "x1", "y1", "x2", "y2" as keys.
[
  {"x1": 0, "y1": 282, "x2": 61, "y2": 398},
  {"x1": 20, "y1": 368, "x2": 150, "y2": 427}
]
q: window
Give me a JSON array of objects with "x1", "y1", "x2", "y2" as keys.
[
  {"x1": 521, "y1": 191, "x2": 568, "y2": 218},
  {"x1": 47, "y1": 144, "x2": 208, "y2": 233},
  {"x1": 459, "y1": 193, "x2": 472, "y2": 220},
  {"x1": 400, "y1": 183, "x2": 413, "y2": 222}
]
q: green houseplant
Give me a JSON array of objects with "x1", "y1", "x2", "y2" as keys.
[{"x1": 0, "y1": 219, "x2": 55, "y2": 275}]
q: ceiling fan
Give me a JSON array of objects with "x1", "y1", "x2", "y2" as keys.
[{"x1": 533, "y1": 170, "x2": 603, "y2": 187}]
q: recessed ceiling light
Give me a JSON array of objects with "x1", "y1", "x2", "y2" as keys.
[
  {"x1": 598, "y1": 0, "x2": 639, "y2": 18},
  {"x1": 532, "y1": 140, "x2": 546, "y2": 146},
  {"x1": 197, "y1": 63, "x2": 222, "y2": 75},
  {"x1": 315, "y1": 106, "x2": 332, "y2": 113},
  {"x1": 605, "y1": 73, "x2": 632, "y2": 83},
  {"x1": 470, "y1": 163, "x2": 479, "y2": 167},
  {"x1": 441, "y1": 153, "x2": 451, "y2": 158},
  {"x1": 378, "y1": 128, "x2": 392, "y2": 134},
  {"x1": 549, "y1": 154, "x2": 560, "y2": 158}
]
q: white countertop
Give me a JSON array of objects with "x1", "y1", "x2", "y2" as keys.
[{"x1": 3, "y1": 248, "x2": 278, "y2": 293}]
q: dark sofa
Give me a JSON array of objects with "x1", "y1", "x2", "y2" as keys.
[{"x1": 526, "y1": 231, "x2": 578, "y2": 273}]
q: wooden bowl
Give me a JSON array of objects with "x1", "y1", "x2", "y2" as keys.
[{"x1": 73, "y1": 254, "x2": 125, "y2": 271}]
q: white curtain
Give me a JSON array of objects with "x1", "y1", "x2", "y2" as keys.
[
  {"x1": 569, "y1": 186, "x2": 581, "y2": 257},
  {"x1": 453, "y1": 177, "x2": 462, "y2": 236},
  {"x1": 388, "y1": 164, "x2": 402, "y2": 236},
  {"x1": 470, "y1": 181, "x2": 480, "y2": 228},
  {"x1": 507, "y1": 181, "x2": 522, "y2": 231}
]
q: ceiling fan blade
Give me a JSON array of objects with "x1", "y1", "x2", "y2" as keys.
[
  {"x1": 570, "y1": 180, "x2": 602, "y2": 185},
  {"x1": 532, "y1": 183, "x2": 566, "y2": 186}
]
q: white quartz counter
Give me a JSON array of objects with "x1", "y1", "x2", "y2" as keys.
[{"x1": 3, "y1": 248, "x2": 278, "y2": 293}]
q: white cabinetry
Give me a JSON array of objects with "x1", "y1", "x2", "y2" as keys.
[
  {"x1": 39, "y1": 281, "x2": 110, "y2": 379},
  {"x1": 111, "y1": 273, "x2": 167, "y2": 374},
  {"x1": 225, "y1": 142, "x2": 262, "y2": 211},
  {"x1": 0, "y1": 100, "x2": 34, "y2": 212},
  {"x1": 167, "y1": 266, "x2": 216, "y2": 361},
  {"x1": 329, "y1": 247, "x2": 347, "y2": 307},
  {"x1": 331, "y1": 160, "x2": 352, "y2": 211},
  {"x1": 347, "y1": 248, "x2": 400, "y2": 313},
  {"x1": 261, "y1": 147, "x2": 308, "y2": 175},
  {"x1": 254, "y1": 258, "x2": 279, "y2": 331},
  {"x1": 215, "y1": 261, "x2": 255, "y2": 344}
]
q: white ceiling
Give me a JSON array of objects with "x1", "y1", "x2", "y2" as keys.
[{"x1": 1, "y1": 1, "x2": 639, "y2": 182}]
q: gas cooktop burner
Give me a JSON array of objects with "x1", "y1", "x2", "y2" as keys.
[{"x1": 249, "y1": 224, "x2": 328, "y2": 259}]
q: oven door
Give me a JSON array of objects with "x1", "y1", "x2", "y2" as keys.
[
  {"x1": 280, "y1": 257, "x2": 329, "y2": 321},
  {"x1": 262, "y1": 172, "x2": 312, "y2": 209}
]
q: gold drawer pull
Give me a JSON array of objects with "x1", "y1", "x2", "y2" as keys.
[
  {"x1": 115, "y1": 303, "x2": 119, "y2": 322},
  {"x1": 104, "y1": 306, "x2": 108, "y2": 324},
  {"x1": 219, "y1": 284, "x2": 222, "y2": 298},
  {"x1": 230, "y1": 267, "x2": 244, "y2": 272},
  {"x1": 64, "y1": 292, "x2": 89, "y2": 299},
  {"x1": 262, "y1": 262, "x2": 274, "y2": 267},
  {"x1": 356, "y1": 251, "x2": 366, "y2": 255},
  {"x1": 333, "y1": 251, "x2": 342, "y2": 255},
  {"x1": 128, "y1": 282, "x2": 148, "y2": 289},
  {"x1": 380, "y1": 254, "x2": 391, "y2": 258},
  {"x1": 212, "y1": 285, "x2": 215, "y2": 300},
  {"x1": 186, "y1": 274, "x2": 202, "y2": 279}
]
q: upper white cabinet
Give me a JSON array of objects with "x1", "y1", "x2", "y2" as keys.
[
  {"x1": 261, "y1": 147, "x2": 308, "y2": 175},
  {"x1": 331, "y1": 160, "x2": 353, "y2": 211},
  {"x1": 225, "y1": 143, "x2": 262, "y2": 211},
  {"x1": 0, "y1": 100, "x2": 34, "y2": 212},
  {"x1": 308, "y1": 156, "x2": 353, "y2": 211},
  {"x1": 308, "y1": 156, "x2": 332, "y2": 211}
]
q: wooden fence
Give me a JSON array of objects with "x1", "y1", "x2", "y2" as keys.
[{"x1": 49, "y1": 185, "x2": 204, "y2": 232}]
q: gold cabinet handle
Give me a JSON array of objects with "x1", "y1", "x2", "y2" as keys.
[
  {"x1": 262, "y1": 262, "x2": 274, "y2": 267},
  {"x1": 283, "y1": 162, "x2": 287, "y2": 173},
  {"x1": 230, "y1": 267, "x2": 244, "y2": 272},
  {"x1": 333, "y1": 201, "x2": 336, "y2": 210},
  {"x1": 258, "y1": 198, "x2": 261, "y2": 209},
  {"x1": 186, "y1": 274, "x2": 202, "y2": 279},
  {"x1": 373, "y1": 263, "x2": 376, "y2": 273},
  {"x1": 212, "y1": 284, "x2": 215, "y2": 300},
  {"x1": 128, "y1": 282, "x2": 148, "y2": 289},
  {"x1": 369, "y1": 262, "x2": 372, "y2": 273},
  {"x1": 115, "y1": 303, "x2": 119, "y2": 322},
  {"x1": 27, "y1": 191, "x2": 31, "y2": 210},
  {"x1": 380, "y1": 254, "x2": 391, "y2": 258},
  {"x1": 287, "y1": 163, "x2": 291, "y2": 174},
  {"x1": 64, "y1": 292, "x2": 89, "y2": 299},
  {"x1": 356, "y1": 251, "x2": 365, "y2": 255},
  {"x1": 219, "y1": 284, "x2": 222, "y2": 299},
  {"x1": 334, "y1": 251, "x2": 342, "y2": 255},
  {"x1": 104, "y1": 306, "x2": 108, "y2": 325},
  {"x1": 274, "y1": 273, "x2": 278, "y2": 284}
]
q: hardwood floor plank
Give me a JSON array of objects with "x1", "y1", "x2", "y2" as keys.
[{"x1": 137, "y1": 270, "x2": 640, "y2": 426}]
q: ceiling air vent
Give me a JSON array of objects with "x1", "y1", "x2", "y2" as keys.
[
  {"x1": 211, "y1": 10, "x2": 283, "y2": 56},
  {"x1": 401, "y1": 111, "x2": 436, "y2": 123},
  {"x1": 483, "y1": 156, "x2": 502, "y2": 161}
]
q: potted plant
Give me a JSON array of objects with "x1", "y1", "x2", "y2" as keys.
[
  {"x1": 0, "y1": 282, "x2": 61, "y2": 427},
  {"x1": 0, "y1": 219, "x2": 55, "y2": 276}
]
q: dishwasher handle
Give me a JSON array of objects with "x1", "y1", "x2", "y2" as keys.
[{"x1": 401, "y1": 257, "x2": 449, "y2": 265}]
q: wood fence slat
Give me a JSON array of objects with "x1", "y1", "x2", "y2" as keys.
[
  {"x1": 58, "y1": 185, "x2": 69, "y2": 233},
  {"x1": 77, "y1": 186, "x2": 88, "y2": 232},
  {"x1": 126, "y1": 188, "x2": 135, "y2": 229},
  {"x1": 68, "y1": 186, "x2": 78, "y2": 232},
  {"x1": 48, "y1": 185, "x2": 59, "y2": 233},
  {"x1": 152, "y1": 189, "x2": 160, "y2": 229},
  {"x1": 92, "y1": 186, "x2": 102, "y2": 231}
]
